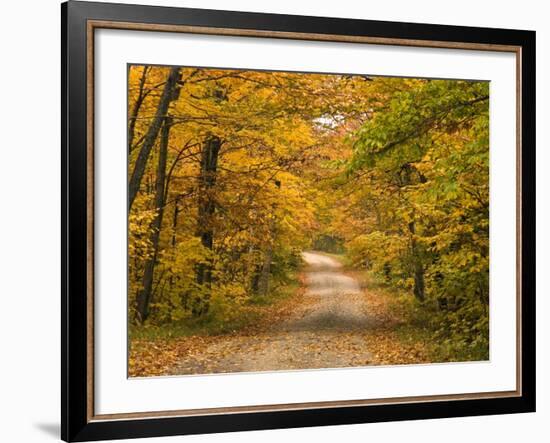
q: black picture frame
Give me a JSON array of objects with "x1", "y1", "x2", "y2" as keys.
[{"x1": 62, "y1": 1, "x2": 536, "y2": 441}]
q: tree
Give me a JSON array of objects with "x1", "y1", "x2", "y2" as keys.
[
  {"x1": 193, "y1": 135, "x2": 221, "y2": 315},
  {"x1": 135, "y1": 118, "x2": 171, "y2": 322},
  {"x1": 128, "y1": 67, "x2": 181, "y2": 211},
  {"x1": 127, "y1": 66, "x2": 490, "y2": 363},
  {"x1": 343, "y1": 78, "x2": 489, "y2": 357}
]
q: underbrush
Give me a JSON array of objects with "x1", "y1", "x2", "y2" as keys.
[
  {"x1": 391, "y1": 294, "x2": 489, "y2": 363},
  {"x1": 346, "y1": 267, "x2": 489, "y2": 363},
  {"x1": 129, "y1": 274, "x2": 300, "y2": 341}
]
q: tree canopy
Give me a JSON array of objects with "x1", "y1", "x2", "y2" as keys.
[{"x1": 128, "y1": 65, "x2": 489, "y2": 361}]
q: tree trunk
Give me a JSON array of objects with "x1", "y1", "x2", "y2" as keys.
[
  {"x1": 257, "y1": 210, "x2": 276, "y2": 296},
  {"x1": 399, "y1": 164, "x2": 426, "y2": 302},
  {"x1": 128, "y1": 66, "x2": 149, "y2": 153},
  {"x1": 194, "y1": 135, "x2": 221, "y2": 316},
  {"x1": 171, "y1": 194, "x2": 181, "y2": 249},
  {"x1": 257, "y1": 246, "x2": 272, "y2": 296},
  {"x1": 168, "y1": 194, "x2": 181, "y2": 293},
  {"x1": 128, "y1": 67, "x2": 181, "y2": 211},
  {"x1": 408, "y1": 221, "x2": 425, "y2": 302},
  {"x1": 135, "y1": 118, "x2": 171, "y2": 323},
  {"x1": 257, "y1": 181, "x2": 280, "y2": 296}
]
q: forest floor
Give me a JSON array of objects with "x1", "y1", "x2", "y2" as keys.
[{"x1": 130, "y1": 251, "x2": 432, "y2": 377}]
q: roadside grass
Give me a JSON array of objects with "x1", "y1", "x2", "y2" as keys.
[
  {"x1": 261, "y1": 252, "x2": 483, "y2": 364},
  {"x1": 384, "y1": 288, "x2": 489, "y2": 363},
  {"x1": 344, "y1": 265, "x2": 488, "y2": 363},
  {"x1": 128, "y1": 273, "x2": 305, "y2": 377},
  {"x1": 248, "y1": 275, "x2": 299, "y2": 306},
  {"x1": 129, "y1": 273, "x2": 302, "y2": 341}
]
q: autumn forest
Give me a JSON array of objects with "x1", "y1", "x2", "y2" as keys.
[{"x1": 128, "y1": 65, "x2": 489, "y2": 377}]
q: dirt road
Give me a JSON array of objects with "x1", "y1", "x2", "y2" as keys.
[{"x1": 169, "y1": 251, "x2": 374, "y2": 375}]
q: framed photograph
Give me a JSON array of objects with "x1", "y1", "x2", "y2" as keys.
[{"x1": 62, "y1": 1, "x2": 535, "y2": 441}]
